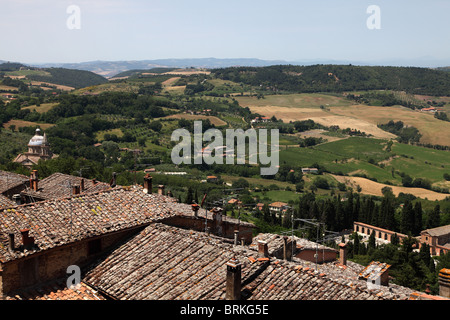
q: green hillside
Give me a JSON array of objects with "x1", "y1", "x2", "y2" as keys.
[
  {"x1": 212, "y1": 65, "x2": 450, "y2": 96},
  {"x1": 1, "y1": 63, "x2": 108, "y2": 89},
  {"x1": 26, "y1": 68, "x2": 108, "y2": 88}
]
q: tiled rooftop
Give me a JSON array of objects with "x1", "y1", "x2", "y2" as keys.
[
  {"x1": 82, "y1": 224, "x2": 423, "y2": 300},
  {"x1": 5, "y1": 279, "x2": 105, "y2": 300},
  {"x1": 0, "y1": 194, "x2": 15, "y2": 209},
  {"x1": 20, "y1": 172, "x2": 111, "y2": 201},
  {"x1": 83, "y1": 223, "x2": 266, "y2": 300},
  {"x1": 250, "y1": 233, "x2": 338, "y2": 256},
  {"x1": 0, "y1": 170, "x2": 28, "y2": 194},
  {"x1": 0, "y1": 186, "x2": 191, "y2": 263}
]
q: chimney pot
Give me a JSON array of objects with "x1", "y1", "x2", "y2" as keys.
[
  {"x1": 158, "y1": 185, "x2": 165, "y2": 195},
  {"x1": 439, "y1": 268, "x2": 450, "y2": 298},
  {"x1": 30, "y1": 170, "x2": 39, "y2": 191},
  {"x1": 339, "y1": 243, "x2": 347, "y2": 266},
  {"x1": 283, "y1": 236, "x2": 295, "y2": 261},
  {"x1": 226, "y1": 257, "x2": 242, "y2": 300},
  {"x1": 191, "y1": 204, "x2": 200, "y2": 217},
  {"x1": 234, "y1": 230, "x2": 239, "y2": 246},
  {"x1": 12, "y1": 194, "x2": 21, "y2": 205},
  {"x1": 258, "y1": 240, "x2": 269, "y2": 257},
  {"x1": 143, "y1": 174, "x2": 152, "y2": 193}
]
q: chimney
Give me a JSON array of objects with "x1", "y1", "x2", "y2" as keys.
[
  {"x1": 226, "y1": 256, "x2": 242, "y2": 300},
  {"x1": 439, "y1": 268, "x2": 450, "y2": 298},
  {"x1": 158, "y1": 185, "x2": 165, "y2": 195},
  {"x1": 80, "y1": 178, "x2": 85, "y2": 191},
  {"x1": 191, "y1": 204, "x2": 200, "y2": 217},
  {"x1": 12, "y1": 194, "x2": 21, "y2": 205},
  {"x1": 234, "y1": 230, "x2": 239, "y2": 246},
  {"x1": 283, "y1": 236, "x2": 295, "y2": 261},
  {"x1": 72, "y1": 185, "x2": 81, "y2": 195},
  {"x1": 143, "y1": 174, "x2": 152, "y2": 193},
  {"x1": 20, "y1": 229, "x2": 35, "y2": 250},
  {"x1": 30, "y1": 170, "x2": 39, "y2": 191},
  {"x1": 8, "y1": 233, "x2": 15, "y2": 251},
  {"x1": 339, "y1": 243, "x2": 347, "y2": 266},
  {"x1": 258, "y1": 240, "x2": 269, "y2": 257},
  {"x1": 92, "y1": 178, "x2": 97, "y2": 185},
  {"x1": 109, "y1": 172, "x2": 117, "y2": 188},
  {"x1": 167, "y1": 190, "x2": 173, "y2": 197}
]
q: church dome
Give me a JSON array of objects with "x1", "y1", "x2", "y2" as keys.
[{"x1": 28, "y1": 129, "x2": 48, "y2": 146}]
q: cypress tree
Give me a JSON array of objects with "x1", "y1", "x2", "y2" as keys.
[
  {"x1": 428, "y1": 204, "x2": 441, "y2": 229},
  {"x1": 400, "y1": 200, "x2": 414, "y2": 234},
  {"x1": 413, "y1": 202, "x2": 423, "y2": 235}
]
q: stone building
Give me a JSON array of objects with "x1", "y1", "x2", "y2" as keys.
[
  {"x1": 420, "y1": 225, "x2": 450, "y2": 256},
  {"x1": 13, "y1": 128, "x2": 56, "y2": 168}
]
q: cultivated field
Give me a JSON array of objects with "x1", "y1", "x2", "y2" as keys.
[
  {"x1": 237, "y1": 93, "x2": 450, "y2": 145},
  {"x1": 2, "y1": 119, "x2": 55, "y2": 130},
  {"x1": 22, "y1": 103, "x2": 59, "y2": 113},
  {"x1": 163, "y1": 113, "x2": 227, "y2": 127},
  {"x1": 329, "y1": 105, "x2": 450, "y2": 146},
  {"x1": 332, "y1": 174, "x2": 449, "y2": 201}
]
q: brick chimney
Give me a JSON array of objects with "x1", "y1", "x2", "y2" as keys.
[
  {"x1": 191, "y1": 204, "x2": 200, "y2": 217},
  {"x1": 283, "y1": 236, "x2": 295, "y2": 261},
  {"x1": 80, "y1": 178, "x2": 85, "y2": 191},
  {"x1": 234, "y1": 230, "x2": 239, "y2": 246},
  {"x1": 109, "y1": 172, "x2": 117, "y2": 188},
  {"x1": 158, "y1": 185, "x2": 165, "y2": 195},
  {"x1": 226, "y1": 256, "x2": 242, "y2": 300},
  {"x1": 143, "y1": 174, "x2": 152, "y2": 193},
  {"x1": 20, "y1": 229, "x2": 35, "y2": 250},
  {"x1": 30, "y1": 170, "x2": 39, "y2": 191},
  {"x1": 439, "y1": 268, "x2": 450, "y2": 298},
  {"x1": 339, "y1": 243, "x2": 347, "y2": 266},
  {"x1": 258, "y1": 240, "x2": 269, "y2": 257}
]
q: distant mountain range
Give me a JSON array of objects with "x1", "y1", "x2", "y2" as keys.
[
  {"x1": 3, "y1": 57, "x2": 450, "y2": 78},
  {"x1": 31, "y1": 58, "x2": 292, "y2": 78}
]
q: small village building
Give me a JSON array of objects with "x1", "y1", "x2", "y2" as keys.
[{"x1": 420, "y1": 225, "x2": 450, "y2": 256}]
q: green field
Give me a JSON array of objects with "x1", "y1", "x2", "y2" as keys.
[
  {"x1": 279, "y1": 137, "x2": 450, "y2": 187},
  {"x1": 235, "y1": 93, "x2": 353, "y2": 109}
]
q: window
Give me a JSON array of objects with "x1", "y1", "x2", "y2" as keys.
[{"x1": 88, "y1": 238, "x2": 102, "y2": 256}]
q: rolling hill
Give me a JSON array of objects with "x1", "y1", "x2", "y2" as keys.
[{"x1": 1, "y1": 63, "x2": 108, "y2": 89}]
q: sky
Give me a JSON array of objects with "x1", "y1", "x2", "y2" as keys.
[{"x1": 1, "y1": 0, "x2": 450, "y2": 66}]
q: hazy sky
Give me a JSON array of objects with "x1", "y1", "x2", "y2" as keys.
[{"x1": 1, "y1": 0, "x2": 450, "y2": 66}]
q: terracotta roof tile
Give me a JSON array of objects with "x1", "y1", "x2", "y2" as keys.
[
  {"x1": 0, "y1": 186, "x2": 191, "y2": 263},
  {"x1": 5, "y1": 280, "x2": 105, "y2": 300}
]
